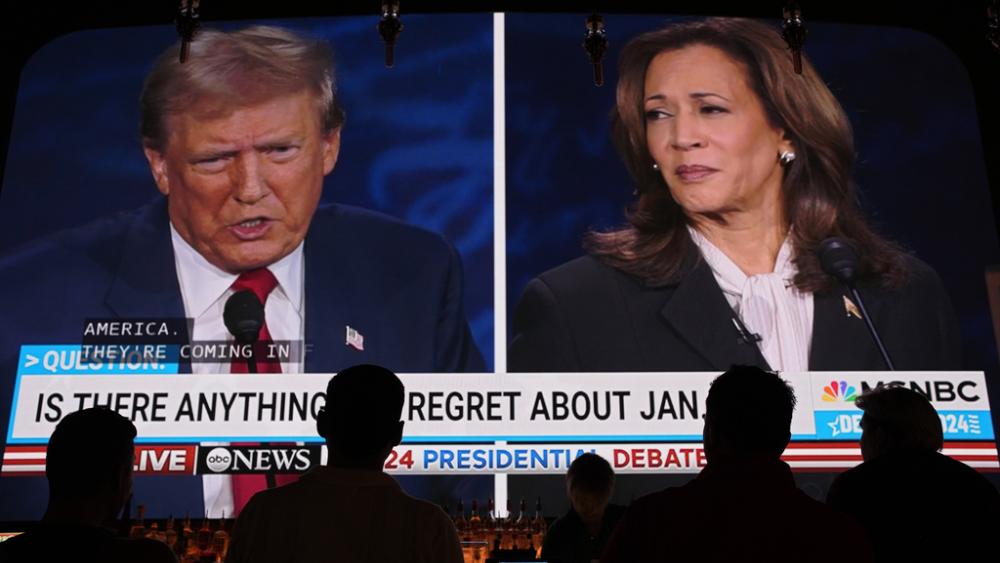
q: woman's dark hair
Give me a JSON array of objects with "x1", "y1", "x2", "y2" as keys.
[{"x1": 586, "y1": 18, "x2": 908, "y2": 292}]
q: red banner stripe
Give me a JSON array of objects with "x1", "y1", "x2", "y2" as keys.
[
  {"x1": 782, "y1": 455, "x2": 862, "y2": 461},
  {"x1": 1, "y1": 458, "x2": 46, "y2": 466},
  {"x1": 784, "y1": 441, "x2": 997, "y2": 450}
]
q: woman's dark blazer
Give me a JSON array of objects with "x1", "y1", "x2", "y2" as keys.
[{"x1": 508, "y1": 251, "x2": 961, "y2": 373}]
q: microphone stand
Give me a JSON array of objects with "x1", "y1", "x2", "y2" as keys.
[
  {"x1": 245, "y1": 341, "x2": 277, "y2": 490},
  {"x1": 848, "y1": 285, "x2": 896, "y2": 371},
  {"x1": 819, "y1": 237, "x2": 896, "y2": 371}
]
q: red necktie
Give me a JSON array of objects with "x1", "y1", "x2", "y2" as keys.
[
  {"x1": 228, "y1": 269, "x2": 299, "y2": 515},
  {"x1": 229, "y1": 268, "x2": 281, "y2": 374}
]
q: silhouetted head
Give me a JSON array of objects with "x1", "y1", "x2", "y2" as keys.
[
  {"x1": 316, "y1": 364, "x2": 405, "y2": 469},
  {"x1": 46, "y1": 408, "x2": 136, "y2": 520},
  {"x1": 565, "y1": 453, "x2": 615, "y2": 524},
  {"x1": 857, "y1": 385, "x2": 943, "y2": 461},
  {"x1": 703, "y1": 365, "x2": 796, "y2": 461}
]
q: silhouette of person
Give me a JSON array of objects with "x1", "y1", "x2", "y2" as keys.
[
  {"x1": 601, "y1": 365, "x2": 872, "y2": 562},
  {"x1": 827, "y1": 384, "x2": 1000, "y2": 561},
  {"x1": 0, "y1": 407, "x2": 176, "y2": 563},
  {"x1": 225, "y1": 364, "x2": 462, "y2": 563},
  {"x1": 541, "y1": 453, "x2": 625, "y2": 563}
]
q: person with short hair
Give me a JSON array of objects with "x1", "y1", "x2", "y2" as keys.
[
  {"x1": 601, "y1": 365, "x2": 872, "y2": 563},
  {"x1": 0, "y1": 408, "x2": 176, "y2": 563},
  {"x1": 827, "y1": 385, "x2": 1000, "y2": 561},
  {"x1": 225, "y1": 364, "x2": 463, "y2": 563},
  {"x1": 541, "y1": 453, "x2": 625, "y2": 563}
]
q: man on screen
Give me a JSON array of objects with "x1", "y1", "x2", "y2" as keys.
[{"x1": 0, "y1": 26, "x2": 483, "y2": 519}]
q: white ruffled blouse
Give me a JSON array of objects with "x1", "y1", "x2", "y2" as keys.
[{"x1": 687, "y1": 226, "x2": 814, "y2": 372}]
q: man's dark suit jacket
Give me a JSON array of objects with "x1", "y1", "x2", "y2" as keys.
[
  {"x1": 601, "y1": 457, "x2": 874, "y2": 563},
  {"x1": 0, "y1": 198, "x2": 484, "y2": 519},
  {"x1": 509, "y1": 252, "x2": 961, "y2": 372},
  {"x1": 827, "y1": 450, "x2": 1000, "y2": 562}
]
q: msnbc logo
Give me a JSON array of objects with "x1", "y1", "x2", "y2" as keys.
[{"x1": 822, "y1": 380, "x2": 858, "y2": 403}]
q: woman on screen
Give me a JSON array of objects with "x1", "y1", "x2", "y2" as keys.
[{"x1": 508, "y1": 18, "x2": 960, "y2": 372}]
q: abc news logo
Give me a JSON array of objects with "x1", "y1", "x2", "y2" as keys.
[{"x1": 198, "y1": 446, "x2": 322, "y2": 475}]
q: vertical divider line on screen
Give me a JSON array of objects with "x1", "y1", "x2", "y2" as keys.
[{"x1": 492, "y1": 11, "x2": 509, "y2": 517}]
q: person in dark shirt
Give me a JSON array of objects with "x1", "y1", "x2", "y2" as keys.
[
  {"x1": 601, "y1": 365, "x2": 872, "y2": 563},
  {"x1": 225, "y1": 364, "x2": 463, "y2": 563},
  {"x1": 0, "y1": 408, "x2": 176, "y2": 563},
  {"x1": 827, "y1": 385, "x2": 1000, "y2": 562},
  {"x1": 541, "y1": 453, "x2": 625, "y2": 563}
]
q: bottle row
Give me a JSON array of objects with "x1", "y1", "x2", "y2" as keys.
[
  {"x1": 127, "y1": 505, "x2": 230, "y2": 563},
  {"x1": 449, "y1": 497, "x2": 547, "y2": 563}
]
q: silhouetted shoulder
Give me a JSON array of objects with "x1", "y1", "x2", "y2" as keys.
[
  {"x1": 0, "y1": 524, "x2": 177, "y2": 563},
  {"x1": 0, "y1": 203, "x2": 149, "y2": 296},
  {"x1": 827, "y1": 451, "x2": 999, "y2": 561},
  {"x1": 893, "y1": 254, "x2": 953, "y2": 304}
]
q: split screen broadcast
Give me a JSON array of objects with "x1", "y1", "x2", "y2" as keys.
[{"x1": 1, "y1": 13, "x2": 998, "y2": 522}]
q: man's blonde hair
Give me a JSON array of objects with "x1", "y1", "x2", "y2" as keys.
[{"x1": 140, "y1": 25, "x2": 345, "y2": 151}]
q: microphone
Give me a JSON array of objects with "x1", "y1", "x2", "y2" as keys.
[
  {"x1": 818, "y1": 238, "x2": 895, "y2": 370},
  {"x1": 222, "y1": 289, "x2": 277, "y2": 489},
  {"x1": 817, "y1": 237, "x2": 859, "y2": 285},
  {"x1": 731, "y1": 316, "x2": 762, "y2": 346},
  {"x1": 224, "y1": 290, "x2": 264, "y2": 373}
]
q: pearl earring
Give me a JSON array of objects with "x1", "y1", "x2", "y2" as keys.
[{"x1": 779, "y1": 150, "x2": 796, "y2": 165}]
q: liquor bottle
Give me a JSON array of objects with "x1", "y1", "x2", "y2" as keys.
[
  {"x1": 469, "y1": 499, "x2": 482, "y2": 541},
  {"x1": 515, "y1": 498, "x2": 529, "y2": 550},
  {"x1": 179, "y1": 513, "x2": 196, "y2": 561},
  {"x1": 164, "y1": 515, "x2": 178, "y2": 551},
  {"x1": 196, "y1": 518, "x2": 212, "y2": 553},
  {"x1": 212, "y1": 511, "x2": 230, "y2": 561},
  {"x1": 484, "y1": 498, "x2": 500, "y2": 553},
  {"x1": 531, "y1": 496, "x2": 547, "y2": 557},
  {"x1": 454, "y1": 499, "x2": 468, "y2": 537},
  {"x1": 147, "y1": 520, "x2": 163, "y2": 541},
  {"x1": 182, "y1": 513, "x2": 194, "y2": 543},
  {"x1": 454, "y1": 499, "x2": 471, "y2": 563},
  {"x1": 193, "y1": 517, "x2": 215, "y2": 563},
  {"x1": 128, "y1": 504, "x2": 147, "y2": 539},
  {"x1": 500, "y1": 499, "x2": 515, "y2": 549},
  {"x1": 183, "y1": 517, "x2": 206, "y2": 562},
  {"x1": 469, "y1": 499, "x2": 484, "y2": 562}
]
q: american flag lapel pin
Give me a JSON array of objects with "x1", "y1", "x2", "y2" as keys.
[
  {"x1": 345, "y1": 325, "x2": 365, "y2": 351},
  {"x1": 843, "y1": 295, "x2": 862, "y2": 320}
]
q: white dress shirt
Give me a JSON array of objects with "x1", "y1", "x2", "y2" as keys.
[
  {"x1": 170, "y1": 225, "x2": 306, "y2": 518},
  {"x1": 687, "y1": 226, "x2": 813, "y2": 372}
]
